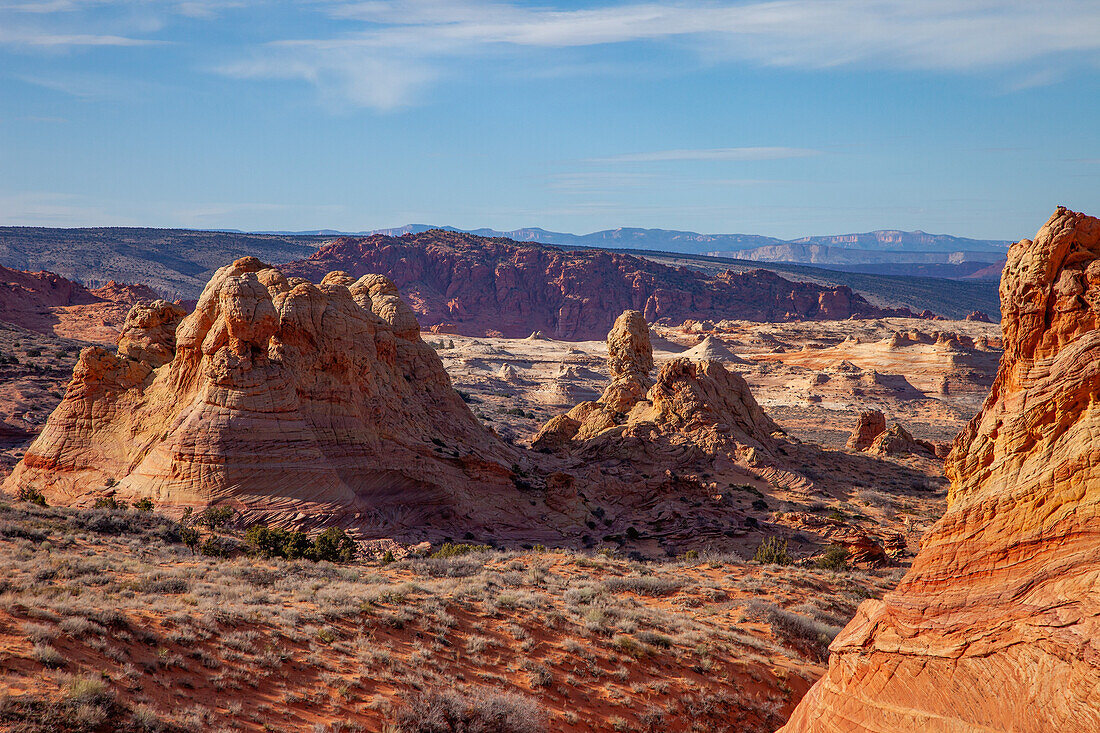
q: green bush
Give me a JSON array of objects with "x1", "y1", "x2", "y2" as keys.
[
  {"x1": 131, "y1": 498, "x2": 154, "y2": 512},
  {"x1": 93, "y1": 497, "x2": 127, "y2": 510},
  {"x1": 16, "y1": 487, "x2": 47, "y2": 507},
  {"x1": 430, "y1": 542, "x2": 492, "y2": 559},
  {"x1": 179, "y1": 525, "x2": 201, "y2": 553},
  {"x1": 311, "y1": 527, "x2": 357, "y2": 563},
  {"x1": 198, "y1": 505, "x2": 234, "y2": 530},
  {"x1": 245, "y1": 525, "x2": 311, "y2": 559},
  {"x1": 753, "y1": 536, "x2": 792, "y2": 565},
  {"x1": 816, "y1": 545, "x2": 849, "y2": 571},
  {"x1": 244, "y1": 524, "x2": 357, "y2": 563},
  {"x1": 199, "y1": 535, "x2": 231, "y2": 558}
]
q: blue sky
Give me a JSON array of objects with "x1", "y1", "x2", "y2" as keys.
[{"x1": 0, "y1": 0, "x2": 1098, "y2": 240}]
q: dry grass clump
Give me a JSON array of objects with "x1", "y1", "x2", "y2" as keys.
[
  {"x1": 396, "y1": 687, "x2": 547, "y2": 733},
  {"x1": 0, "y1": 498, "x2": 902, "y2": 732}
]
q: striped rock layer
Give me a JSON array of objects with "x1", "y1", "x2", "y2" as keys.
[
  {"x1": 3, "y1": 258, "x2": 529, "y2": 534},
  {"x1": 781, "y1": 207, "x2": 1100, "y2": 731}
]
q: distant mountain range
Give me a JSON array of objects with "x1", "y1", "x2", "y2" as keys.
[
  {"x1": 0, "y1": 225, "x2": 1001, "y2": 317},
  {"x1": 250, "y1": 224, "x2": 1012, "y2": 257}
]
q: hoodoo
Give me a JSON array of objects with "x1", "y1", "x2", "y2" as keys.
[
  {"x1": 781, "y1": 207, "x2": 1100, "y2": 731},
  {"x1": 3, "y1": 258, "x2": 527, "y2": 533},
  {"x1": 533, "y1": 310, "x2": 784, "y2": 468}
]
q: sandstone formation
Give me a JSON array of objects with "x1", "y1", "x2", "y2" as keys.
[
  {"x1": 679, "y1": 335, "x2": 749, "y2": 364},
  {"x1": 283, "y1": 231, "x2": 922, "y2": 339},
  {"x1": 533, "y1": 310, "x2": 783, "y2": 469},
  {"x1": 781, "y1": 207, "x2": 1100, "y2": 732},
  {"x1": 844, "y1": 410, "x2": 886, "y2": 451},
  {"x1": 0, "y1": 264, "x2": 161, "y2": 342},
  {"x1": 867, "y1": 423, "x2": 934, "y2": 457},
  {"x1": 4, "y1": 257, "x2": 535, "y2": 535}
]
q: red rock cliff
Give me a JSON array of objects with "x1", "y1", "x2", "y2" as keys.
[
  {"x1": 283, "y1": 231, "x2": 917, "y2": 339},
  {"x1": 780, "y1": 207, "x2": 1100, "y2": 732}
]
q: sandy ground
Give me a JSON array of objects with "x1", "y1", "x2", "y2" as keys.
[{"x1": 0, "y1": 502, "x2": 903, "y2": 733}]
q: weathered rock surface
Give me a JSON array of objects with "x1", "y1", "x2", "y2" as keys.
[
  {"x1": 964, "y1": 309, "x2": 993, "y2": 322},
  {"x1": 867, "y1": 423, "x2": 935, "y2": 457},
  {"x1": 844, "y1": 410, "x2": 886, "y2": 451},
  {"x1": 3, "y1": 257, "x2": 536, "y2": 534},
  {"x1": 534, "y1": 309, "x2": 783, "y2": 468},
  {"x1": 781, "y1": 207, "x2": 1100, "y2": 732},
  {"x1": 283, "y1": 231, "x2": 922, "y2": 339},
  {"x1": 0, "y1": 264, "x2": 161, "y2": 342}
]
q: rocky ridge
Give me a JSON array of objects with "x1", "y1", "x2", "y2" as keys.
[
  {"x1": 283, "y1": 230, "x2": 922, "y2": 339},
  {"x1": 0, "y1": 264, "x2": 160, "y2": 342},
  {"x1": 781, "y1": 207, "x2": 1100, "y2": 731}
]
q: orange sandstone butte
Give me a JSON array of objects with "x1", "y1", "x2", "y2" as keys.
[{"x1": 781, "y1": 207, "x2": 1100, "y2": 732}]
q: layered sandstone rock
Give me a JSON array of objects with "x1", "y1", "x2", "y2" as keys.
[
  {"x1": 533, "y1": 310, "x2": 782, "y2": 466},
  {"x1": 283, "y1": 231, "x2": 921, "y2": 339},
  {"x1": 867, "y1": 423, "x2": 935, "y2": 458},
  {"x1": 4, "y1": 258, "x2": 530, "y2": 533},
  {"x1": 781, "y1": 207, "x2": 1100, "y2": 732},
  {"x1": 964, "y1": 309, "x2": 993, "y2": 322},
  {"x1": 844, "y1": 410, "x2": 886, "y2": 451},
  {"x1": 0, "y1": 264, "x2": 163, "y2": 342}
]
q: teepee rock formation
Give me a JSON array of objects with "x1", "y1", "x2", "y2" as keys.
[
  {"x1": 5, "y1": 257, "x2": 526, "y2": 532},
  {"x1": 781, "y1": 207, "x2": 1100, "y2": 732},
  {"x1": 844, "y1": 410, "x2": 886, "y2": 451},
  {"x1": 532, "y1": 310, "x2": 782, "y2": 465}
]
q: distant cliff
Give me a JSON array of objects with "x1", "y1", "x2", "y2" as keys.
[{"x1": 283, "y1": 230, "x2": 919, "y2": 340}]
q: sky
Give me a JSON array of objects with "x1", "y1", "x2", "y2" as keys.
[{"x1": 0, "y1": 0, "x2": 1098, "y2": 240}]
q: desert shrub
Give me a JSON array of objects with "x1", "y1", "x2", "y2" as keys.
[
  {"x1": 753, "y1": 536, "x2": 792, "y2": 565},
  {"x1": 764, "y1": 606, "x2": 841, "y2": 661},
  {"x1": 245, "y1": 525, "x2": 357, "y2": 563},
  {"x1": 245, "y1": 525, "x2": 310, "y2": 559},
  {"x1": 93, "y1": 497, "x2": 127, "y2": 510},
  {"x1": 311, "y1": 527, "x2": 357, "y2": 563},
  {"x1": 611, "y1": 634, "x2": 648, "y2": 657},
  {"x1": 178, "y1": 525, "x2": 200, "y2": 553},
  {"x1": 816, "y1": 545, "x2": 849, "y2": 572},
  {"x1": 409, "y1": 557, "x2": 484, "y2": 578},
  {"x1": 0, "y1": 676, "x2": 163, "y2": 733},
  {"x1": 602, "y1": 575, "x2": 681, "y2": 597},
  {"x1": 59, "y1": 616, "x2": 104, "y2": 638},
  {"x1": 0, "y1": 520, "x2": 47, "y2": 542},
  {"x1": 198, "y1": 505, "x2": 234, "y2": 530},
  {"x1": 70, "y1": 508, "x2": 180, "y2": 540},
  {"x1": 132, "y1": 498, "x2": 155, "y2": 512},
  {"x1": 146, "y1": 577, "x2": 189, "y2": 594},
  {"x1": 16, "y1": 487, "x2": 47, "y2": 507},
  {"x1": 199, "y1": 535, "x2": 232, "y2": 558},
  {"x1": 395, "y1": 686, "x2": 547, "y2": 733},
  {"x1": 430, "y1": 542, "x2": 492, "y2": 559},
  {"x1": 32, "y1": 643, "x2": 65, "y2": 669},
  {"x1": 636, "y1": 630, "x2": 674, "y2": 648},
  {"x1": 522, "y1": 661, "x2": 553, "y2": 688}
]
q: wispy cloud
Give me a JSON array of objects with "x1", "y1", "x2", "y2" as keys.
[
  {"x1": 6, "y1": 0, "x2": 1100, "y2": 107},
  {"x1": 0, "y1": 191, "x2": 130, "y2": 226},
  {"x1": 0, "y1": 29, "x2": 160, "y2": 47},
  {"x1": 588, "y1": 147, "x2": 821, "y2": 163},
  {"x1": 216, "y1": 0, "x2": 1100, "y2": 108}
]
